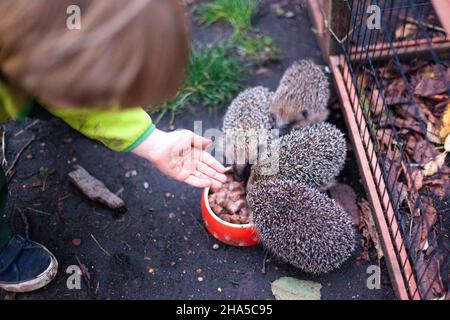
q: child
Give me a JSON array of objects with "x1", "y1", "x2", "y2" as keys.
[{"x1": 0, "y1": 0, "x2": 227, "y2": 292}]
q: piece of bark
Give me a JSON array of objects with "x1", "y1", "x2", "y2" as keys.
[{"x1": 68, "y1": 165, "x2": 126, "y2": 212}]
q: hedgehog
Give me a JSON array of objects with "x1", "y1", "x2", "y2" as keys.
[
  {"x1": 249, "y1": 122, "x2": 346, "y2": 191},
  {"x1": 271, "y1": 59, "x2": 331, "y2": 135},
  {"x1": 222, "y1": 86, "x2": 275, "y2": 181},
  {"x1": 247, "y1": 177, "x2": 355, "y2": 274}
]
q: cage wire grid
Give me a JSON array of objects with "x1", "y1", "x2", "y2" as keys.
[{"x1": 333, "y1": 0, "x2": 449, "y2": 299}]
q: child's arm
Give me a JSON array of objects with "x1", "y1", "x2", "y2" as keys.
[{"x1": 44, "y1": 105, "x2": 226, "y2": 189}]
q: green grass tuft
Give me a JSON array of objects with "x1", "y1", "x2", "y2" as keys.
[
  {"x1": 234, "y1": 32, "x2": 280, "y2": 65},
  {"x1": 154, "y1": 43, "x2": 245, "y2": 123},
  {"x1": 197, "y1": 0, "x2": 261, "y2": 35}
]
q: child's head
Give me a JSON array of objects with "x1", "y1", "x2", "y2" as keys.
[{"x1": 0, "y1": 0, "x2": 189, "y2": 109}]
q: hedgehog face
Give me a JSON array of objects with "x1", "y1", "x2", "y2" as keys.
[{"x1": 271, "y1": 102, "x2": 311, "y2": 135}]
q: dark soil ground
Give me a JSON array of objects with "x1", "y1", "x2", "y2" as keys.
[{"x1": 1, "y1": 1, "x2": 394, "y2": 300}]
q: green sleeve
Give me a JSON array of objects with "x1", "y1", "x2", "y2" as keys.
[{"x1": 44, "y1": 105, "x2": 155, "y2": 152}]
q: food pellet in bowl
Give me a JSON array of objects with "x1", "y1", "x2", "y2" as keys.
[{"x1": 208, "y1": 173, "x2": 251, "y2": 225}]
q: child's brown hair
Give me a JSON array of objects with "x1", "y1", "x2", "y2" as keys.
[{"x1": 0, "y1": 0, "x2": 189, "y2": 109}]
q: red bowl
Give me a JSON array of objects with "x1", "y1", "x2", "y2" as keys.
[{"x1": 201, "y1": 169, "x2": 260, "y2": 247}]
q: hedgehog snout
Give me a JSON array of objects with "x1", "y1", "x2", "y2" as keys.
[
  {"x1": 278, "y1": 123, "x2": 293, "y2": 136},
  {"x1": 233, "y1": 164, "x2": 252, "y2": 182}
]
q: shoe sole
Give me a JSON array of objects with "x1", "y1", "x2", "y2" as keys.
[{"x1": 0, "y1": 244, "x2": 58, "y2": 293}]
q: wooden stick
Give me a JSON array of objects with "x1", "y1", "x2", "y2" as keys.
[{"x1": 5, "y1": 135, "x2": 35, "y2": 176}]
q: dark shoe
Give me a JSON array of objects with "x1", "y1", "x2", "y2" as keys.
[{"x1": 0, "y1": 235, "x2": 58, "y2": 292}]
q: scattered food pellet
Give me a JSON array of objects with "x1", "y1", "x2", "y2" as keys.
[
  {"x1": 196, "y1": 268, "x2": 203, "y2": 274},
  {"x1": 26, "y1": 154, "x2": 33, "y2": 160},
  {"x1": 71, "y1": 238, "x2": 82, "y2": 246},
  {"x1": 125, "y1": 170, "x2": 137, "y2": 178},
  {"x1": 40, "y1": 142, "x2": 46, "y2": 147},
  {"x1": 168, "y1": 212, "x2": 176, "y2": 219},
  {"x1": 170, "y1": 262, "x2": 176, "y2": 266},
  {"x1": 197, "y1": 276, "x2": 204, "y2": 282},
  {"x1": 217, "y1": 287, "x2": 222, "y2": 292},
  {"x1": 212, "y1": 243, "x2": 220, "y2": 250},
  {"x1": 148, "y1": 268, "x2": 155, "y2": 273},
  {"x1": 164, "y1": 192, "x2": 172, "y2": 198},
  {"x1": 143, "y1": 182, "x2": 149, "y2": 189},
  {"x1": 284, "y1": 11, "x2": 296, "y2": 18}
]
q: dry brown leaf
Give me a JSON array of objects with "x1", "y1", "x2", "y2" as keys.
[
  {"x1": 376, "y1": 129, "x2": 393, "y2": 150},
  {"x1": 406, "y1": 137, "x2": 440, "y2": 164},
  {"x1": 414, "y1": 79, "x2": 447, "y2": 97},
  {"x1": 427, "y1": 94, "x2": 448, "y2": 102},
  {"x1": 329, "y1": 183, "x2": 361, "y2": 226},
  {"x1": 419, "y1": 65, "x2": 442, "y2": 80},
  {"x1": 440, "y1": 102, "x2": 450, "y2": 139},
  {"x1": 444, "y1": 134, "x2": 450, "y2": 152},
  {"x1": 395, "y1": 23, "x2": 417, "y2": 39},
  {"x1": 426, "y1": 121, "x2": 443, "y2": 144},
  {"x1": 422, "y1": 152, "x2": 448, "y2": 177},
  {"x1": 416, "y1": 252, "x2": 444, "y2": 299},
  {"x1": 359, "y1": 199, "x2": 384, "y2": 259}
]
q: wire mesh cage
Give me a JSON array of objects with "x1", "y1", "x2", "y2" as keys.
[{"x1": 309, "y1": 0, "x2": 450, "y2": 299}]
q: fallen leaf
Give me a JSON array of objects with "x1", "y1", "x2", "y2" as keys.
[
  {"x1": 422, "y1": 152, "x2": 448, "y2": 176},
  {"x1": 329, "y1": 183, "x2": 361, "y2": 226},
  {"x1": 395, "y1": 23, "x2": 417, "y2": 39},
  {"x1": 440, "y1": 102, "x2": 450, "y2": 139},
  {"x1": 271, "y1": 277, "x2": 321, "y2": 300},
  {"x1": 359, "y1": 199, "x2": 384, "y2": 259},
  {"x1": 427, "y1": 121, "x2": 442, "y2": 144},
  {"x1": 414, "y1": 78, "x2": 447, "y2": 97},
  {"x1": 416, "y1": 252, "x2": 444, "y2": 299},
  {"x1": 405, "y1": 137, "x2": 439, "y2": 164}
]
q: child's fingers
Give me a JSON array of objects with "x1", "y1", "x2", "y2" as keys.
[
  {"x1": 196, "y1": 162, "x2": 227, "y2": 185},
  {"x1": 184, "y1": 173, "x2": 213, "y2": 189},
  {"x1": 199, "y1": 150, "x2": 226, "y2": 174}
]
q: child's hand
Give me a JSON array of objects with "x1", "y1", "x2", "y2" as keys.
[{"x1": 132, "y1": 128, "x2": 227, "y2": 189}]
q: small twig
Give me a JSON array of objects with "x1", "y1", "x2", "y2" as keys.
[
  {"x1": 399, "y1": 15, "x2": 446, "y2": 33},
  {"x1": 114, "y1": 187, "x2": 124, "y2": 197},
  {"x1": 261, "y1": 249, "x2": 269, "y2": 275},
  {"x1": 5, "y1": 135, "x2": 35, "y2": 176},
  {"x1": 90, "y1": 233, "x2": 111, "y2": 257},
  {"x1": 75, "y1": 255, "x2": 98, "y2": 298},
  {"x1": 26, "y1": 207, "x2": 51, "y2": 216},
  {"x1": 1, "y1": 126, "x2": 7, "y2": 167},
  {"x1": 14, "y1": 120, "x2": 40, "y2": 137},
  {"x1": 18, "y1": 208, "x2": 30, "y2": 239}
]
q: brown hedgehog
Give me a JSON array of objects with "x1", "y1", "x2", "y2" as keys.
[
  {"x1": 249, "y1": 122, "x2": 346, "y2": 191},
  {"x1": 271, "y1": 59, "x2": 330, "y2": 135},
  {"x1": 247, "y1": 177, "x2": 355, "y2": 274},
  {"x1": 222, "y1": 86, "x2": 275, "y2": 182}
]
